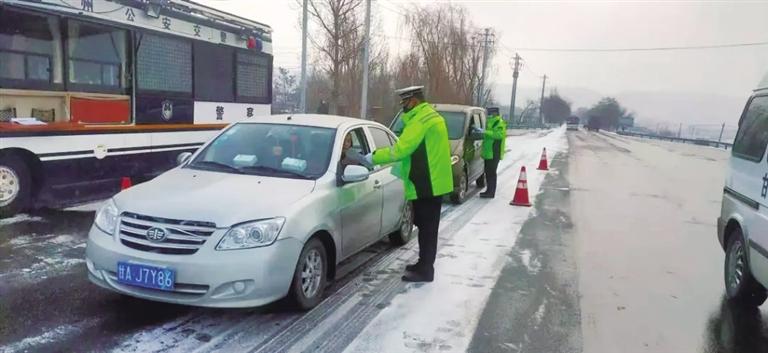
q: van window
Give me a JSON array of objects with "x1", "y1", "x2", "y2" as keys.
[
  {"x1": 391, "y1": 110, "x2": 467, "y2": 140},
  {"x1": 733, "y1": 96, "x2": 768, "y2": 162}
]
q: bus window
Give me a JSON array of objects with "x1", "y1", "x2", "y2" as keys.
[
  {"x1": 236, "y1": 51, "x2": 271, "y2": 104},
  {"x1": 0, "y1": 8, "x2": 63, "y2": 89},
  {"x1": 136, "y1": 33, "x2": 192, "y2": 95},
  {"x1": 194, "y1": 41, "x2": 235, "y2": 102},
  {"x1": 66, "y1": 20, "x2": 128, "y2": 94}
]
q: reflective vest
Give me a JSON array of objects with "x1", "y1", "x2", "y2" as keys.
[
  {"x1": 482, "y1": 114, "x2": 507, "y2": 160},
  {"x1": 372, "y1": 102, "x2": 453, "y2": 200}
]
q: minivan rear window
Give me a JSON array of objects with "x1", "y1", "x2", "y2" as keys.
[
  {"x1": 733, "y1": 96, "x2": 768, "y2": 162},
  {"x1": 391, "y1": 111, "x2": 467, "y2": 140}
]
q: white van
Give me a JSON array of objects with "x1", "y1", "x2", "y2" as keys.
[{"x1": 718, "y1": 75, "x2": 768, "y2": 307}]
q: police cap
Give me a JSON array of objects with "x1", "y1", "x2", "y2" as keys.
[
  {"x1": 486, "y1": 107, "x2": 500, "y2": 115},
  {"x1": 395, "y1": 86, "x2": 424, "y2": 100}
]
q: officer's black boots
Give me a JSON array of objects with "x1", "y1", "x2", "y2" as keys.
[{"x1": 402, "y1": 267, "x2": 434, "y2": 282}]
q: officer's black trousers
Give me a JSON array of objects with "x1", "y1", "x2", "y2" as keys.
[
  {"x1": 413, "y1": 195, "x2": 443, "y2": 273},
  {"x1": 484, "y1": 158, "x2": 500, "y2": 196}
]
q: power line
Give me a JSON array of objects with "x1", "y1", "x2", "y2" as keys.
[
  {"x1": 378, "y1": 0, "x2": 408, "y2": 16},
  {"x1": 508, "y1": 41, "x2": 768, "y2": 53}
]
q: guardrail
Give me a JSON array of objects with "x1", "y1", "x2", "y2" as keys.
[{"x1": 616, "y1": 131, "x2": 733, "y2": 150}]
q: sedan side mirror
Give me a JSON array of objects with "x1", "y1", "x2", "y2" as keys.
[
  {"x1": 342, "y1": 165, "x2": 370, "y2": 183},
  {"x1": 177, "y1": 152, "x2": 193, "y2": 166}
]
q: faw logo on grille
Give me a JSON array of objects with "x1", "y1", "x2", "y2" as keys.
[{"x1": 146, "y1": 227, "x2": 168, "y2": 242}]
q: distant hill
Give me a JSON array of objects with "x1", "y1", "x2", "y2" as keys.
[{"x1": 491, "y1": 83, "x2": 746, "y2": 127}]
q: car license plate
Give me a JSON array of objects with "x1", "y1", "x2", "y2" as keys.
[{"x1": 117, "y1": 261, "x2": 175, "y2": 291}]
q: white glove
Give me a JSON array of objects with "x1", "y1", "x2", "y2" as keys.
[
  {"x1": 472, "y1": 127, "x2": 484, "y2": 135},
  {"x1": 362, "y1": 153, "x2": 374, "y2": 168}
]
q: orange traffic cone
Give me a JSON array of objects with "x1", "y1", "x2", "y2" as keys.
[
  {"x1": 120, "y1": 177, "x2": 132, "y2": 190},
  {"x1": 537, "y1": 148, "x2": 549, "y2": 171},
  {"x1": 509, "y1": 166, "x2": 532, "y2": 207}
]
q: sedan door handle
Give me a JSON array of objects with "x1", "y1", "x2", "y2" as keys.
[{"x1": 373, "y1": 180, "x2": 382, "y2": 189}]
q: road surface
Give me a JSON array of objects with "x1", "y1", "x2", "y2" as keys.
[{"x1": 2, "y1": 129, "x2": 765, "y2": 353}]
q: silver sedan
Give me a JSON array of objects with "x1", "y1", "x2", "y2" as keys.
[{"x1": 86, "y1": 115, "x2": 414, "y2": 309}]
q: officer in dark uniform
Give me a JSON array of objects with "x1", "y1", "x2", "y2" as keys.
[{"x1": 361, "y1": 86, "x2": 453, "y2": 282}]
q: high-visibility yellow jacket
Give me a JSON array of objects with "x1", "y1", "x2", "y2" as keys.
[
  {"x1": 482, "y1": 114, "x2": 507, "y2": 160},
  {"x1": 372, "y1": 102, "x2": 453, "y2": 200}
]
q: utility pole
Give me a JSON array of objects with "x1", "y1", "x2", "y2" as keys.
[
  {"x1": 299, "y1": 0, "x2": 308, "y2": 113},
  {"x1": 718, "y1": 122, "x2": 726, "y2": 143},
  {"x1": 359, "y1": 0, "x2": 371, "y2": 119},
  {"x1": 677, "y1": 123, "x2": 682, "y2": 138},
  {"x1": 538, "y1": 74, "x2": 547, "y2": 127},
  {"x1": 508, "y1": 53, "x2": 521, "y2": 123},
  {"x1": 477, "y1": 28, "x2": 494, "y2": 106}
]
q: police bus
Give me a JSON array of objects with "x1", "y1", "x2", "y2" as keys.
[{"x1": 0, "y1": 0, "x2": 273, "y2": 217}]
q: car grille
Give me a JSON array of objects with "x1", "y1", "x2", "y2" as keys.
[{"x1": 119, "y1": 212, "x2": 217, "y2": 255}]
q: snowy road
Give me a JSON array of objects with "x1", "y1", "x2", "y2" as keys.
[
  {"x1": 0, "y1": 129, "x2": 564, "y2": 353},
  {"x1": 3, "y1": 128, "x2": 761, "y2": 353},
  {"x1": 466, "y1": 130, "x2": 768, "y2": 353}
]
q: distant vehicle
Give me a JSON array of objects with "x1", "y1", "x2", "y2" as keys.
[
  {"x1": 390, "y1": 104, "x2": 486, "y2": 204},
  {"x1": 586, "y1": 118, "x2": 601, "y2": 132},
  {"x1": 566, "y1": 116, "x2": 580, "y2": 131},
  {"x1": 86, "y1": 115, "x2": 414, "y2": 309},
  {"x1": 718, "y1": 77, "x2": 768, "y2": 308}
]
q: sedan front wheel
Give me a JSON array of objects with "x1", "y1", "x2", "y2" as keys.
[{"x1": 290, "y1": 238, "x2": 328, "y2": 310}]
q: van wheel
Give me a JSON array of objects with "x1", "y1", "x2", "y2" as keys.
[
  {"x1": 476, "y1": 173, "x2": 486, "y2": 188},
  {"x1": 389, "y1": 201, "x2": 414, "y2": 246},
  {"x1": 0, "y1": 155, "x2": 32, "y2": 219},
  {"x1": 289, "y1": 238, "x2": 327, "y2": 310},
  {"x1": 725, "y1": 229, "x2": 768, "y2": 307},
  {"x1": 450, "y1": 168, "x2": 468, "y2": 204}
]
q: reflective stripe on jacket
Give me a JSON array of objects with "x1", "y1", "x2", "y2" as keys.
[{"x1": 372, "y1": 102, "x2": 453, "y2": 200}]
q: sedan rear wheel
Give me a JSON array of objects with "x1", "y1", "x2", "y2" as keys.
[
  {"x1": 290, "y1": 238, "x2": 327, "y2": 310},
  {"x1": 389, "y1": 201, "x2": 414, "y2": 246}
]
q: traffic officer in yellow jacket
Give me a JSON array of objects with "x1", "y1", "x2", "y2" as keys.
[
  {"x1": 362, "y1": 86, "x2": 453, "y2": 282},
  {"x1": 479, "y1": 107, "x2": 506, "y2": 198}
]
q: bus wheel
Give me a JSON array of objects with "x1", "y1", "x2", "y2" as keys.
[{"x1": 0, "y1": 155, "x2": 32, "y2": 219}]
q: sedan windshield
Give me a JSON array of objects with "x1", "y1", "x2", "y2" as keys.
[
  {"x1": 188, "y1": 123, "x2": 336, "y2": 179},
  {"x1": 391, "y1": 111, "x2": 467, "y2": 140}
]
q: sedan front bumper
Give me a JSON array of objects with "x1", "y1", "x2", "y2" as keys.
[{"x1": 85, "y1": 226, "x2": 303, "y2": 308}]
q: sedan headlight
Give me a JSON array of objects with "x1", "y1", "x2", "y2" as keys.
[
  {"x1": 95, "y1": 199, "x2": 119, "y2": 235},
  {"x1": 216, "y1": 218, "x2": 286, "y2": 250}
]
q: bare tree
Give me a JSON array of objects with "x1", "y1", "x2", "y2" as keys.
[
  {"x1": 305, "y1": 0, "x2": 364, "y2": 115},
  {"x1": 396, "y1": 4, "x2": 496, "y2": 106}
]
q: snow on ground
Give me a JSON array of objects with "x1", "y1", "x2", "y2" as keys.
[
  {"x1": 0, "y1": 233, "x2": 86, "y2": 284},
  {"x1": 0, "y1": 319, "x2": 99, "y2": 353},
  {"x1": 343, "y1": 127, "x2": 568, "y2": 353},
  {"x1": 64, "y1": 200, "x2": 105, "y2": 212},
  {"x1": 0, "y1": 214, "x2": 44, "y2": 227}
]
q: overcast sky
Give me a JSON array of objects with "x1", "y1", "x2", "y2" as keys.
[{"x1": 199, "y1": 0, "x2": 768, "y2": 126}]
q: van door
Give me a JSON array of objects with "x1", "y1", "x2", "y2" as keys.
[
  {"x1": 729, "y1": 94, "x2": 768, "y2": 285},
  {"x1": 469, "y1": 110, "x2": 485, "y2": 181}
]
